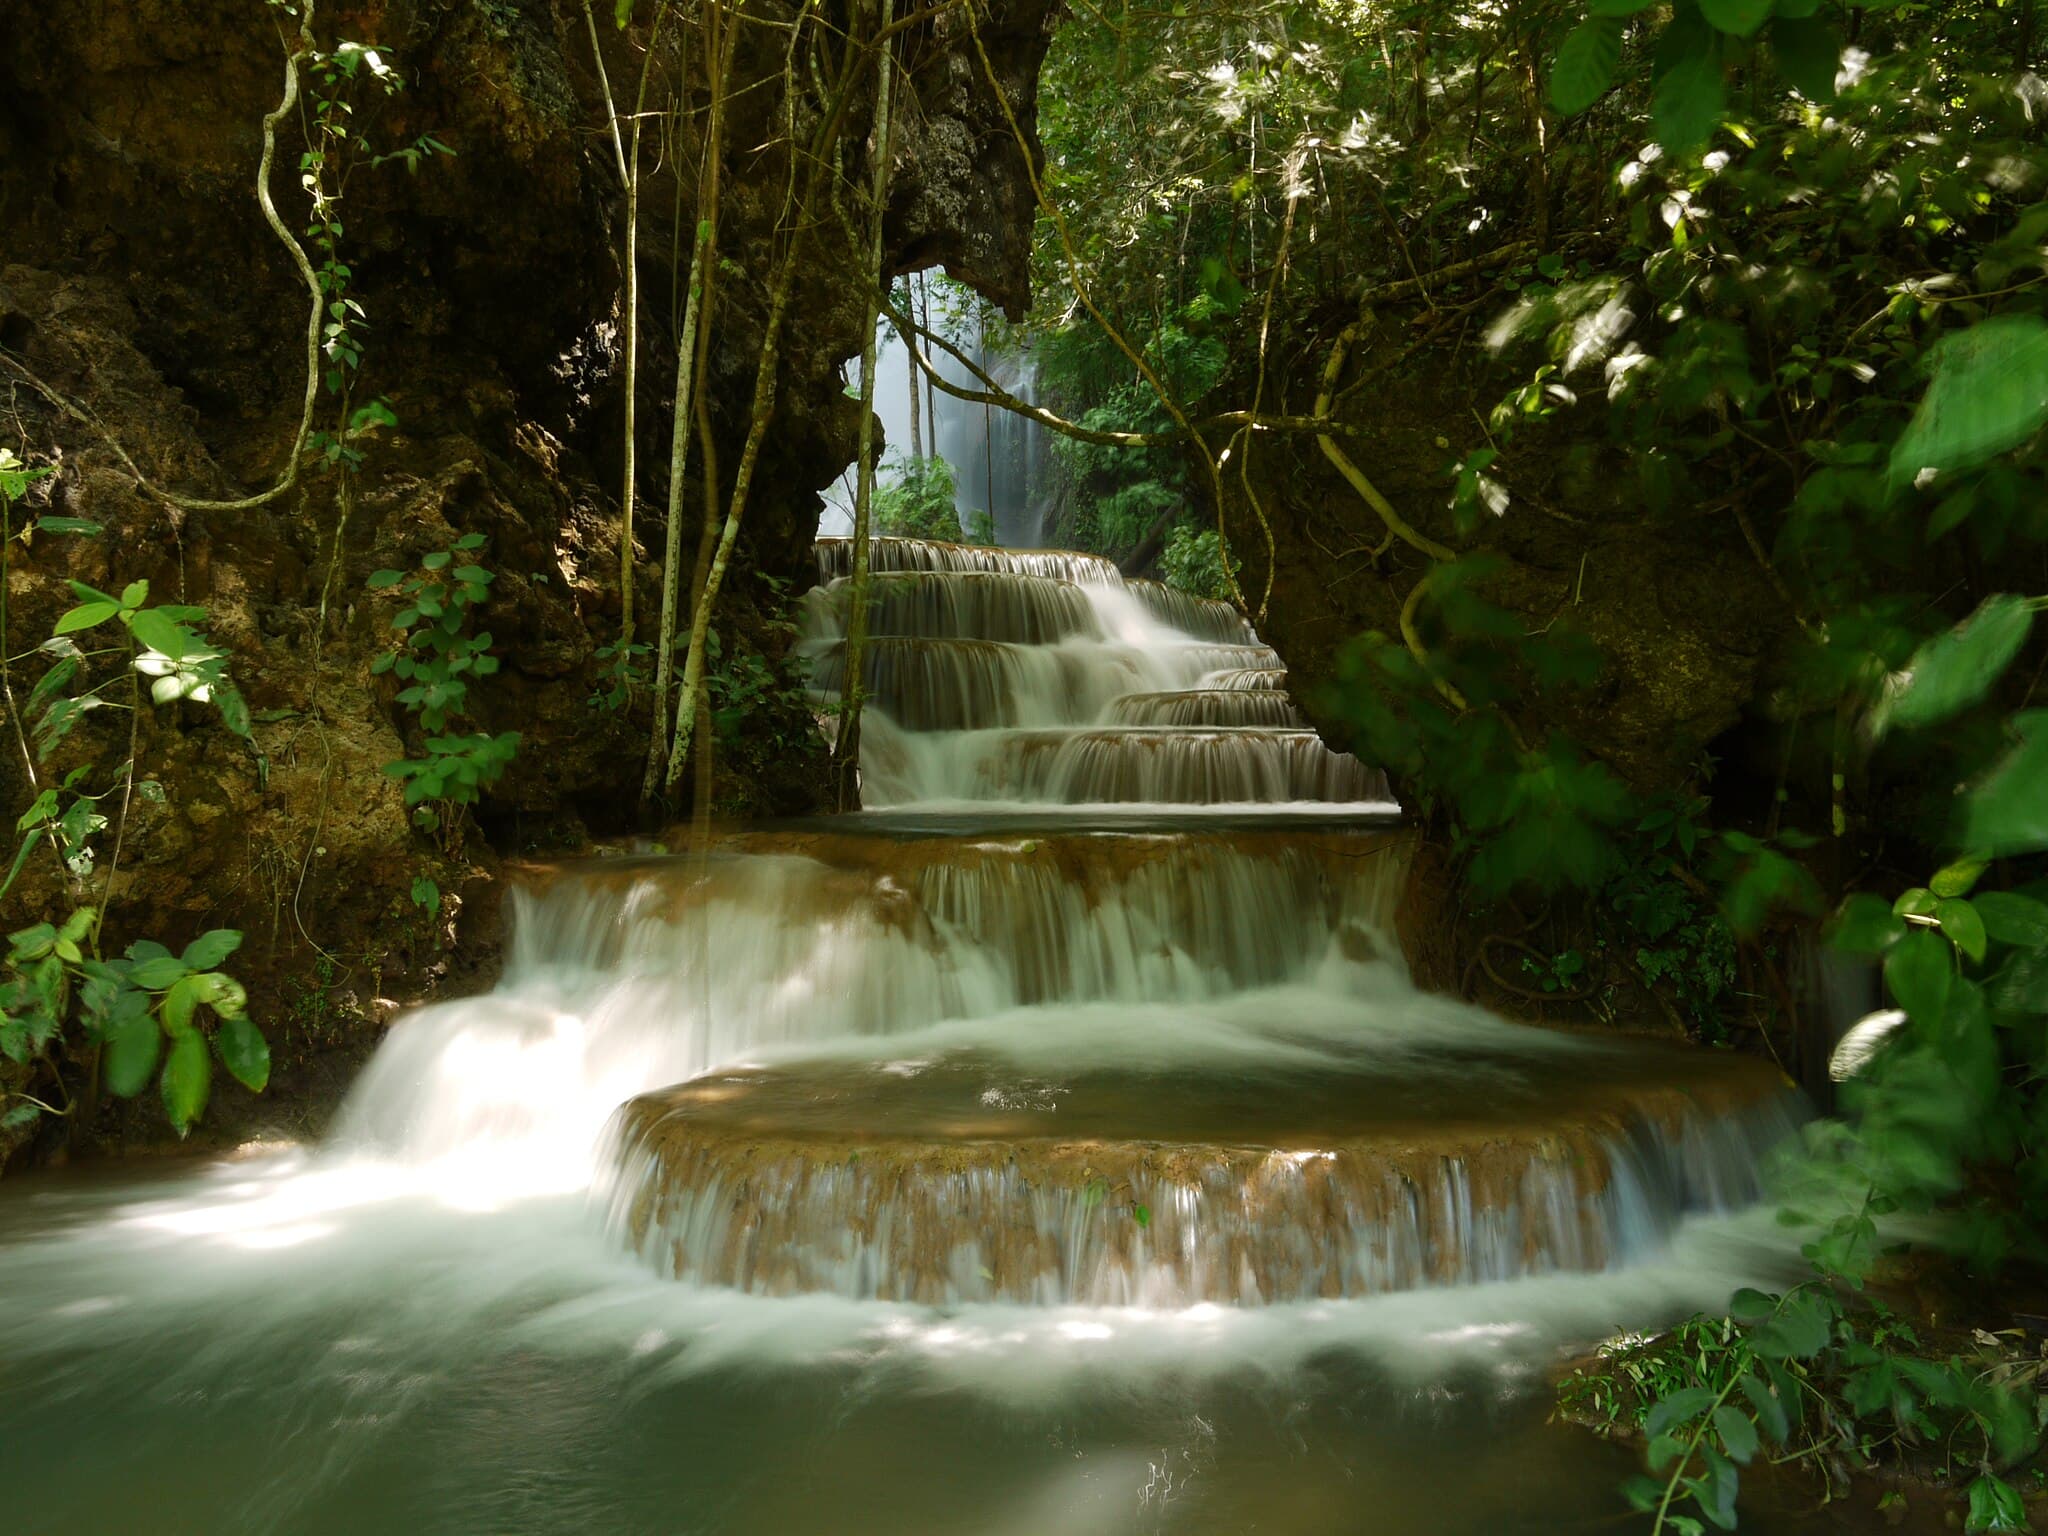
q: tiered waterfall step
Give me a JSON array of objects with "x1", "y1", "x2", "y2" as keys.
[
  {"x1": 601, "y1": 1045, "x2": 1799, "y2": 1306},
  {"x1": 1109, "y1": 690, "x2": 1308, "y2": 729},
  {"x1": 972, "y1": 727, "x2": 1388, "y2": 803},
  {"x1": 512, "y1": 825, "x2": 1412, "y2": 1011},
  {"x1": 801, "y1": 535, "x2": 1371, "y2": 808}
]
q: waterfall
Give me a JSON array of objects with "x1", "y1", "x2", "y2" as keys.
[
  {"x1": 803, "y1": 540, "x2": 1389, "y2": 809},
  {"x1": 820, "y1": 318, "x2": 1053, "y2": 546},
  {"x1": 0, "y1": 530, "x2": 1815, "y2": 1535}
]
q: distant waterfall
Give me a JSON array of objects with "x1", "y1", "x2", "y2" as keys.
[{"x1": 823, "y1": 309, "x2": 1052, "y2": 547}]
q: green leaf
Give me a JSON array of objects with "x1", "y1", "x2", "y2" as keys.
[
  {"x1": 161, "y1": 974, "x2": 202, "y2": 1036},
  {"x1": 1885, "y1": 928, "x2": 1953, "y2": 1024},
  {"x1": 216, "y1": 1014, "x2": 270, "y2": 1093},
  {"x1": 125, "y1": 607, "x2": 196, "y2": 659},
  {"x1": 1892, "y1": 316, "x2": 2048, "y2": 485},
  {"x1": 1712, "y1": 1404, "x2": 1759, "y2": 1464},
  {"x1": 1965, "y1": 713, "x2": 2048, "y2": 858},
  {"x1": 160, "y1": 1031, "x2": 211, "y2": 1135},
  {"x1": 1653, "y1": 51, "x2": 1725, "y2": 158},
  {"x1": 367, "y1": 569, "x2": 404, "y2": 589},
  {"x1": 54, "y1": 601, "x2": 120, "y2": 634},
  {"x1": 1768, "y1": 13, "x2": 1839, "y2": 100},
  {"x1": 36, "y1": 515, "x2": 103, "y2": 536},
  {"x1": 1827, "y1": 893, "x2": 1904, "y2": 956},
  {"x1": 1966, "y1": 1472, "x2": 2028, "y2": 1533},
  {"x1": 1699, "y1": 0, "x2": 1771, "y2": 36},
  {"x1": 1930, "y1": 857, "x2": 1987, "y2": 899},
  {"x1": 1727, "y1": 1286, "x2": 1777, "y2": 1323},
  {"x1": 127, "y1": 955, "x2": 189, "y2": 991},
  {"x1": 1754, "y1": 1289, "x2": 1833, "y2": 1359},
  {"x1": 1550, "y1": 16, "x2": 1624, "y2": 115},
  {"x1": 102, "y1": 1010, "x2": 161, "y2": 1097},
  {"x1": 1870, "y1": 596, "x2": 2032, "y2": 738},
  {"x1": 1646, "y1": 1385, "x2": 1717, "y2": 1438},
  {"x1": 194, "y1": 972, "x2": 248, "y2": 1020},
  {"x1": 1975, "y1": 892, "x2": 2048, "y2": 948},
  {"x1": 1937, "y1": 897, "x2": 1988, "y2": 964},
  {"x1": 181, "y1": 929, "x2": 243, "y2": 971},
  {"x1": 1737, "y1": 1371, "x2": 1789, "y2": 1443},
  {"x1": 1132, "y1": 1202, "x2": 1151, "y2": 1227}
]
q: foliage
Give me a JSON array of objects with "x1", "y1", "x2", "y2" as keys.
[
  {"x1": 0, "y1": 454, "x2": 264, "y2": 1137},
  {"x1": 1040, "y1": 308, "x2": 1227, "y2": 558},
  {"x1": 1560, "y1": 1299, "x2": 2043, "y2": 1532},
  {"x1": 1159, "y1": 522, "x2": 1236, "y2": 601},
  {"x1": 873, "y1": 454, "x2": 961, "y2": 540},
  {"x1": 589, "y1": 638, "x2": 649, "y2": 712},
  {"x1": 368, "y1": 536, "x2": 519, "y2": 837},
  {"x1": 702, "y1": 629, "x2": 807, "y2": 751}
]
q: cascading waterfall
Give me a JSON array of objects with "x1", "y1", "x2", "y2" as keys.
[
  {"x1": 803, "y1": 538, "x2": 1390, "y2": 809},
  {"x1": 0, "y1": 531, "x2": 1817, "y2": 1535},
  {"x1": 563, "y1": 535, "x2": 1803, "y2": 1307}
]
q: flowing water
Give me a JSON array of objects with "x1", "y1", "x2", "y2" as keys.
[{"x1": 0, "y1": 538, "x2": 1859, "y2": 1534}]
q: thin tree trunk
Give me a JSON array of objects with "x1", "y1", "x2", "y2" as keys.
[
  {"x1": 664, "y1": 8, "x2": 866, "y2": 794},
  {"x1": 584, "y1": 0, "x2": 674, "y2": 647},
  {"x1": 834, "y1": 0, "x2": 898, "y2": 811},
  {"x1": 921, "y1": 273, "x2": 938, "y2": 450},
  {"x1": 642, "y1": 1, "x2": 731, "y2": 803},
  {"x1": 904, "y1": 282, "x2": 923, "y2": 461}
]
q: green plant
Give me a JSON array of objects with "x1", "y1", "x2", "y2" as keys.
[
  {"x1": 368, "y1": 535, "x2": 519, "y2": 838},
  {"x1": 873, "y1": 454, "x2": 961, "y2": 540},
  {"x1": 589, "y1": 638, "x2": 648, "y2": 712},
  {"x1": 703, "y1": 630, "x2": 802, "y2": 749},
  {"x1": 0, "y1": 452, "x2": 266, "y2": 1137},
  {"x1": 3, "y1": 916, "x2": 266, "y2": 1137},
  {"x1": 1159, "y1": 522, "x2": 1237, "y2": 602},
  {"x1": 1561, "y1": 1294, "x2": 2040, "y2": 1533}
]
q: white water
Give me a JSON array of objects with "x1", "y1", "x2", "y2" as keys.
[
  {"x1": 0, "y1": 536, "x2": 1820, "y2": 1532},
  {"x1": 802, "y1": 541, "x2": 1393, "y2": 810}
]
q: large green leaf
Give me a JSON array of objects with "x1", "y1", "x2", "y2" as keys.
[
  {"x1": 125, "y1": 607, "x2": 197, "y2": 659},
  {"x1": 1869, "y1": 595, "x2": 2032, "y2": 738},
  {"x1": 1768, "y1": 13, "x2": 1838, "y2": 100},
  {"x1": 127, "y1": 954, "x2": 189, "y2": 991},
  {"x1": 54, "y1": 601, "x2": 119, "y2": 635},
  {"x1": 161, "y1": 1031, "x2": 211, "y2": 1135},
  {"x1": 102, "y1": 1012, "x2": 161, "y2": 1098},
  {"x1": 1891, "y1": 316, "x2": 2048, "y2": 486},
  {"x1": 1975, "y1": 892, "x2": 2048, "y2": 948},
  {"x1": 1550, "y1": 16, "x2": 1624, "y2": 115},
  {"x1": 1700, "y1": 0, "x2": 1771, "y2": 35},
  {"x1": 1652, "y1": 51, "x2": 1725, "y2": 157},
  {"x1": 1964, "y1": 712, "x2": 2048, "y2": 858},
  {"x1": 1753, "y1": 1289, "x2": 1833, "y2": 1359},
  {"x1": 215, "y1": 1015, "x2": 270, "y2": 1093},
  {"x1": 181, "y1": 929, "x2": 243, "y2": 971},
  {"x1": 1713, "y1": 1404, "x2": 1760, "y2": 1463},
  {"x1": 1884, "y1": 927, "x2": 1953, "y2": 1024}
]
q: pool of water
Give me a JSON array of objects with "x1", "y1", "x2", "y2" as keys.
[{"x1": 0, "y1": 1150, "x2": 1882, "y2": 1536}]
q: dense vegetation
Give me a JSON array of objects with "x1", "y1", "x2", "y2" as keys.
[
  {"x1": 4, "y1": 0, "x2": 2048, "y2": 1523},
  {"x1": 975, "y1": 0, "x2": 2048, "y2": 1526}
]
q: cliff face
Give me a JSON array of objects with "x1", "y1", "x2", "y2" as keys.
[{"x1": 0, "y1": 0, "x2": 1057, "y2": 1159}]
